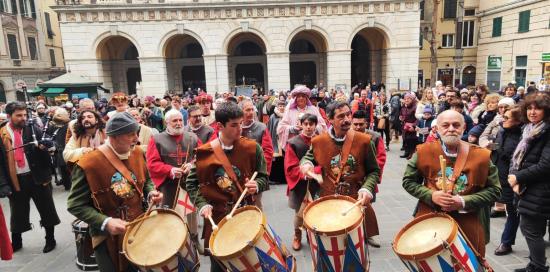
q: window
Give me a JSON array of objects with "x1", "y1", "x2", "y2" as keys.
[
  {"x1": 9, "y1": 0, "x2": 17, "y2": 14},
  {"x1": 462, "y1": 20, "x2": 475, "y2": 47},
  {"x1": 420, "y1": 0, "x2": 425, "y2": 20},
  {"x1": 29, "y1": 0, "x2": 34, "y2": 18},
  {"x1": 518, "y1": 10, "x2": 530, "y2": 33},
  {"x1": 443, "y1": 0, "x2": 457, "y2": 19},
  {"x1": 7, "y1": 34, "x2": 19, "y2": 59},
  {"x1": 492, "y1": 17, "x2": 502, "y2": 37},
  {"x1": 419, "y1": 32, "x2": 423, "y2": 49},
  {"x1": 442, "y1": 34, "x2": 454, "y2": 48},
  {"x1": 515, "y1": 55, "x2": 527, "y2": 87},
  {"x1": 464, "y1": 9, "x2": 475, "y2": 16},
  {"x1": 0, "y1": 0, "x2": 5, "y2": 12},
  {"x1": 487, "y1": 71, "x2": 501, "y2": 91},
  {"x1": 49, "y1": 49, "x2": 56, "y2": 67},
  {"x1": 44, "y1": 12, "x2": 54, "y2": 38},
  {"x1": 18, "y1": 0, "x2": 26, "y2": 16},
  {"x1": 27, "y1": 36, "x2": 37, "y2": 60}
]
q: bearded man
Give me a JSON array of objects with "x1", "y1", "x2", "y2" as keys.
[
  {"x1": 402, "y1": 110, "x2": 501, "y2": 262},
  {"x1": 186, "y1": 105, "x2": 213, "y2": 144},
  {"x1": 63, "y1": 110, "x2": 106, "y2": 166},
  {"x1": 145, "y1": 109, "x2": 202, "y2": 251}
]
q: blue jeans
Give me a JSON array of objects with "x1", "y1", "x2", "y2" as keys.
[{"x1": 501, "y1": 202, "x2": 520, "y2": 246}]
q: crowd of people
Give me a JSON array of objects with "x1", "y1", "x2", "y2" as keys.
[{"x1": 0, "y1": 80, "x2": 548, "y2": 272}]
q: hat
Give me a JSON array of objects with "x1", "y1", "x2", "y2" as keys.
[
  {"x1": 290, "y1": 85, "x2": 311, "y2": 98},
  {"x1": 144, "y1": 96, "x2": 155, "y2": 102},
  {"x1": 194, "y1": 93, "x2": 213, "y2": 104},
  {"x1": 65, "y1": 102, "x2": 74, "y2": 108},
  {"x1": 36, "y1": 104, "x2": 46, "y2": 110},
  {"x1": 498, "y1": 97, "x2": 516, "y2": 107},
  {"x1": 423, "y1": 106, "x2": 433, "y2": 114},
  {"x1": 460, "y1": 88, "x2": 468, "y2": 94},
  {"x1": 468, "y1": 125, "x2": 484, "y2": 138},
  {"x1": 106, "y1": 112, "x2": 140, "y2": 136}
]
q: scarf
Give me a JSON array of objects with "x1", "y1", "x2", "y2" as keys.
[
  {"x1": 511, "y1": 121, "x2": 547, "y2": 171},
  {"x1": 9, "y1": 123, "x2": 25, "y2": 168},
  {"x1": 273, "y1": 107, "x2": 284, "y2": 118}
]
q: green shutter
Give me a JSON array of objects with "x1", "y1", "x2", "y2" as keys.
[
  {"x1": 492, "y1": 17, "x2": 502, "y2": 37},
  {"x1": 518, "y1": 10, "x2": 530, "y2": 33},
  {"x1": 443, "y1": 0, "x2": 457, "y2": 19}
]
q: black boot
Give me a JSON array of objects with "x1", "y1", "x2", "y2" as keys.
[
  {"x1": 11, "y1": 232, "x2": 22, "y2": 252},
  {"x1": 43, "y1": 226, "x2": 56, "y2": 253}
]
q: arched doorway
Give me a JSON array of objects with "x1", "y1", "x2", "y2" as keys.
[
  {"x1": 351, "y1": 27, "x2": 388, "y2": 89},
  {"x1": 0, "y1": 82, "x2": 5, "y2": 103},
  {"x1": 227, "y1": 33, "x2": 267, "y2": 92},
  {"x1": 164, "y1": 35, "x2": 206, "y2": 95},
  {"x1": 96, "y1": 36, "x2": 141, "y2": 94},
  {"x1": 289, "y1": 30, "x2": 327, "y2": 89},
  {"x1": 462, "y1": 66, "x2": 476, "y2": 87}
]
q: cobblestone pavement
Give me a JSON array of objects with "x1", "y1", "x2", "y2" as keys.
[{"x1": 0, "y1": 142, "x2": 545, "y2": 271}]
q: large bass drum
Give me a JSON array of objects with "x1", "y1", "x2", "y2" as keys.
[{"x1": 72, "y1": 219, "x2": 98, "y2": 271}]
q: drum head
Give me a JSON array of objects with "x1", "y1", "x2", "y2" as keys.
[
  {"x1": 124, "y1": 209, "x2": 187, "y2": 267},
  {"x1": 394, "y1": 214, "x2": 456, "y2": 257},
  {"x1": 211, "y1": 206, "x2": 263, "y2": 258},
  {"x1": 303, "y1": 195, "x2": 363, "y2": 234}
]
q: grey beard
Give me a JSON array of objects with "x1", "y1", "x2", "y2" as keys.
[
  {"x1": 166, "y1": 126, "x2": 184, "y2": 136},
  {"x1": 441, "y1": 135, "x2": 461, "y2": 146}
]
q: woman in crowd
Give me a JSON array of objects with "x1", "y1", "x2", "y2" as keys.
[
  {"x1": 475, "y1": 93, "x2": 500, "y2": 128},
  {"x1": 389, "y1": 89, "x2": 402, "y2": 142},
  {"x1": 479, "y1": 97, "x2": 516, "y2": 149},
  {"x1": 399, "y1": 93, "x2": 418, "y2": 158},
  {"x1": 509, "y1": 92, "x2": 550, "y2": 272},
  {"x1": 415, "y1": 87, "x2": 438, "y2": 120},
  {"x1": 504, "y1": 85, "x2": 520, "y2": 103},
  {"x1": 467, "y1": 93, "x2": 482, "y2": 117},
  {"x1": 493, "y1": 106, "x2": 523, "y2": 256}
]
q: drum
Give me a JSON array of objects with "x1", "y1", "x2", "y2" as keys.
[
  {"x1": 303, "y1": 195, "x2": 369, "y2": 272},
  {"x1": 209, "y1": 206, "x2": 296, "y2": 272},
  {"x1": 72, "y1": 219, "x2": 98, "y2": 271},
  {"x1": 392, "y1": 213, "x2": 482, "y2": 272},
  {"x1": 123, "y1": 209, "x2": 199, "y2": 272}
]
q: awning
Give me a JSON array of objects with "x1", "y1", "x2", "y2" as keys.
[
  {"x1": 27, "y1": 87, "x2": 43, "y2": 96},
  {"x1": 43, "y1": 87, "x2": 66, "y2": 97}
]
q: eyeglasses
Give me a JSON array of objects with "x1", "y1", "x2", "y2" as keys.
[
  {"x1": 189, "y1": 114, "x2": 202, "y2": 118},
  {"x1": 502, "y1": 116, "x2": 511, "y2": 121}
]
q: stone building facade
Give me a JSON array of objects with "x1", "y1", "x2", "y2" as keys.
[
  {"x1": 476, "y1": 0, "x2": 550, "y2": 91},
  {"x1": 52, "y1": 0, "x2": 421, "y2": 97}
]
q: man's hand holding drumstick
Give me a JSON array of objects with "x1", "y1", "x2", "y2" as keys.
[{"x1": 432, "y1": 155, "x2": 464, "y2": 212}]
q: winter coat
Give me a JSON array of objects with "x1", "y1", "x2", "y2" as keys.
[
  {"x1": 513, "y1": 123, "x2": 550, "y2": 218},
  {"x1": 491, "y1": 125, "x2": 522, "y2": 204}
]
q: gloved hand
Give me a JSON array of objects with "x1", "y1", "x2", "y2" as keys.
[{"x1": 0, "y1": 183, "x2": 12, "y2": 198}]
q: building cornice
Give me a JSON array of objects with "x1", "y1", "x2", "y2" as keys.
[
  {"x1": 477, "y1": 0, "x2": 546, "y2": 17},
  {"x1": 51, "y1": 0, "x2": 420, "y2": 23}
]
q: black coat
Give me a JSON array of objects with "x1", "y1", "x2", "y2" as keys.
[
  {"x1": 513, "y1": 123, "x2": 550, "y2": 218},
  {"x1": 0, "y1": 121, "x2": 53, "y2": 185},
  {"x1": 491, "y1": 125, "x2": 522, "y2": 204}
]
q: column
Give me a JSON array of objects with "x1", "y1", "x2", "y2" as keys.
[
  {"x1": 203, "y1": 54, "x2": 229, "y2": 95},
  {"x1": 326, "y1": 49, "x2": 352, "y2": 90},
  {"x1": 266, "y1": 52, "x2": 290, "y2": 91},
  {"x1": 384, "y1": 47, "x2": 419, "y2": 91},
  {"x1": 139, "y1": 57, "x2": 169, "y2": 97}
]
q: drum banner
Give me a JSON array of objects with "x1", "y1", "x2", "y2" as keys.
[
  {"x1": 315, "y1": 234, "x2": 336, "y2": 272},
  {"x1": 174, "y1": 188, "x2": 197, "y2": 217},
  {"x1": 343, "y1": 234, "x2": 365, "y2": 272}
]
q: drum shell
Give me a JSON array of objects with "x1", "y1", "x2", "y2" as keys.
[
  {"x1": 72, "y1": 219, "x2": 98, "y2": 271},
  {"x1": 123, "y1": 209, "x2": 199, "y2": 272},
  {"x1": 209, "y1": 206, "x2": 293, "y2": 272},
  {"x1": 303, "y1": 195, "x2": 369, "y2": 271}
]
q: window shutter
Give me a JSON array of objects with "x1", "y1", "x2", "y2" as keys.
[
  {"x1": 444, "y1": 0, "x2": 457, "y2": 19},
  {"x1": 28, "y1": 37, "x2": 37, "y2": 60},
  {"x1": 492, "y1": 17, "x2": 502, "y2": 37},
  {"x1": 7, "y1": 34, "x2": 20, "y2": 59},
  {"x1": 29, "y1": 0, "x2": 35, "y2": 19},
  {"x1": 49, "y1": 49, "x2": 56, "y2": 67},
  {"x1": 518, "y1": 10, "x2": 530, "y2": 33},
  {"x1": 45, "y1": 12, "x2": 54, "y2": 38},
  {"x1": 10, "y1": 0, "x2": 17, "y2": 14}
]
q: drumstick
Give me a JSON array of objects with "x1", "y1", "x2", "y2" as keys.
[
  {"x1": 341, "y1": 199, "x2": 363, "y2": 216},
  {"x1": 128, "y1": 203, "x2": 155, "y2": 244},
  {"x1": 439, "y1": 155, "x2": 447, "y2": 193},
  {"x1": 125, "y1": 211, "x2": 158, "y2": 227},
  {"x1": 306, "y1": 171, "x2": 323, "y2": 184},
  {"x1": 207, "y1": 215, "x2": 218, "y2": 231},
  {"x1": 227, "y1": 171, "x2": 258, "y2": 219}
]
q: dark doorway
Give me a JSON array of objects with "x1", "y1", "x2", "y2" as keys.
[
  {"x1": 0, "y1": 83, "x2": 5, "y2": 103},
  {"x1": 351, "y1": 35, "x2": 370, "y2": 87},
  {"x1": 126, "y1": 68, "x2": 142, "y2": 95},
  {"x1": 235, "y1": 64, "x2": 264, "y2": 89},
  {"x1": 181, "y1": 66, "x2": 206, "y2": 91},
  {"x1": 290, "y1": 61, "x2": 317, "y2": 88}
]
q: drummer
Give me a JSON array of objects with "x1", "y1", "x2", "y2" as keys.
[
  {"x1": 299, "y1": 101, "x2": 380, "y2": 234},
  {"x1": 402, "y1": 110, "x2": 501, "y2": 259},
  {"x1": 67, "y1": 112, "x2": 163, "y2": 272},
  {"x1": 186, "y1": 101, "x2": 269, "y2": 272}
]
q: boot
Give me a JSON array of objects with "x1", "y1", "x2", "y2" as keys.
[
  {"x1": 43, "y1": 226, "x2": 56, "y2": 253},
  {"x1": 494, "y1": 243, "x2": 512, "y2": 256},
  {"x1": 11, "y1": 232, "x2": 22, "y2": 252},
  {"x1": 292, "y1": 229, "x2": 302, "y2": 251},
  {"x1": 190, "y1": 233, "x2": 204, "y2": 255},
  {"x1": 367, "y1": 236, "x2": 381, "y2": 248}
]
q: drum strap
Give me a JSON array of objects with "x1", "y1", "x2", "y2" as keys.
[
  {"x1": 211, "y1": 139, "x2": 244, "y2": 193},
  {"x1": 447, "y1": 141, "x2": 470, "y2": 193},
  {"x1": 98, "y1": 145, "x2": 143, "y2": 198},
  {"x1": 335, "y1": 130, "x2": 356, "y2": 185}
]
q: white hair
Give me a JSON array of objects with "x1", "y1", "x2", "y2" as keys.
[{"x1": 164, "y1": 109, "x2": 182, "y2": 122}]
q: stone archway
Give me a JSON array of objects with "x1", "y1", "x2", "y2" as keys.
[
  {"x1": 96, "y1": 36, "x2": 141, "y2": 94},
  {"x1": 163, "y1": 34, "x2": 206, "y2": 94},
  {"x1": 227, "y1": 32, "x2": 267, "y2": 92},
  {"x1": 350, "y1": 27, "x2": 389, "y2": 89},
  {"x1": 288, "y1": 30, "x2": 327, "y2": 89}
]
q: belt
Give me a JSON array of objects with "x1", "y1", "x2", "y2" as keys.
[{"x1": 17, "y1": 172, "x2": 32, "y2": 178}]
